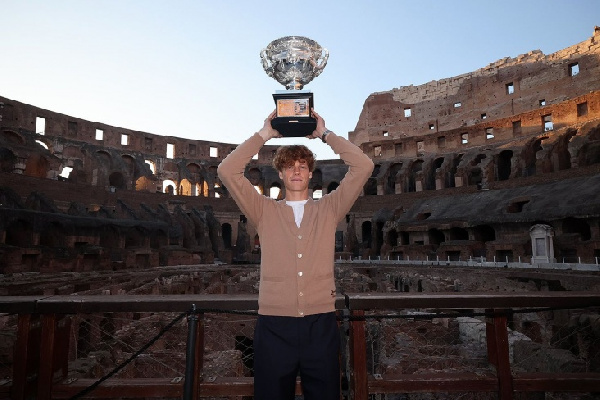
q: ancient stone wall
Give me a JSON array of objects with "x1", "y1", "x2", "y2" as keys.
[{"x1": 350, "y1": 27, "x2": 600, "y2": 149}]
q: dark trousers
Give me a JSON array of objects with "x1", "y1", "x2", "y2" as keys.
[{"x1": 253, "y1": 312, "x2": 340, "y2": 400}]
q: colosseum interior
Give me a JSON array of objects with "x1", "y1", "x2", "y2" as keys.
[
  {"x1": 1, "y1": 26, "x2": 600, "y2": 399},
  {"x1": 1, "y1": 27, "x2": 599, "y2": 276}
]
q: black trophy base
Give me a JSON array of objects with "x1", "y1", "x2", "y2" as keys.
[
  {"x1": 271, "y1": 117, "x2": 317, "y2": 137},
  {"x1": 271, "y1": 91, "x2": 316, "y2": 137}
]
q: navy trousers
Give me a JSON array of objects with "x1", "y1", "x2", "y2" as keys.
[{"x1": 253, "y1": 312, "x2": 340, "y2": 400}]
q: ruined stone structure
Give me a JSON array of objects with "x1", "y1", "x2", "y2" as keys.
[
  {"x1": 1, "y1": 27, "x2": 600, "y2": 274},
  {"x1": 349, "y1": 27, "x2": 600, "y2": 264}
]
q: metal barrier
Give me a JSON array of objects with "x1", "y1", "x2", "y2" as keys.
[{"x1": 0, "y1": 292, "x2": 599, "y2": 399}]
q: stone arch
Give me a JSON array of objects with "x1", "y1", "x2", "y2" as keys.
[
  {"x1": 187, "y1": 162, "x2": 204, "y2": 190},
  {"x1": 550, "y1": 130, "x2": 576, "y2": 171},
  {"x1": 24, "y1": 153, "x2": 50, "y2": 178},
  {"x1": 35, "y1": 138, "x2": 52, "y2": 153},
  {"x1": 187, "y1": 162, "x2": 202, "y2": 176},
  {"x1": 163, "y1": 179, "x2": 177, "y2": 195},
  {"x1": 497, "y1": 150, "x2": 513, "y2": 181},
  {"x1": 522, "y1": 138, "x2": 543, "y2": 177},
  {"x1": 577, "y1": 136, "x2": 600, "y2": 167},
  {"x1": 428, "y1": 228, "x2": 445, "y2": 246},
  {"x1": 361, "y1": 221, "x2": 372, "y2": 249},
  {"x1": 408, "y1": 160, "x2": 424, "y2": 192},
  {"x1": 180, "y1": 178, "x2": 193, "y2": 196},
  {"x1": 468, "y1": 168, "x2": 482, "y2": 186},
  {"x1": 385, "y1": 163, "x2": 402, "y2": 194},
  {"x1": 399, "y1": 231, "x2": 410, "y2": 245},
  {"x1": 222, "y1": 223, "x2": 232, "y2": 249},
  {"x1": 472, "y1": 225, "x2": 496, "y2": 242},
  {"x1": 386, "y1": 229, "x2": 398, "y2": 246},
  {"x1": 447, "y1": 154, "x2": 462, "y2": 188},
  {"x1": 209, "y1": 166, "x2": 222, "y2": 198},
  {"x1": 449, "y1": 227, "x2": 469, "y2": 241},
  {"x1": 1, "y1": 130, "x2": 25, "y2": 145},
  {"x1": 562, "y1": 217, "x2": 591, "y2": 241},
  {"x1": 121, "y1": 154, "x2": 136, "y2": 177},
  {"x1": 363, "y1": 164, "x2": 380, "y2": 196},
  {"x1": 363, "y1": 178, "x2": 377, "y2": 195},
  {"x1": 151, "y1": 229, "x2": 168, "y2": 250},
  {"x1": 0, "y1": 147, "x2": 17, "y2": 172},
  {"x1": 145, "y1": 160, "x2": 156, "y2": 175},
  {"x1": 96, "y1": 150, "x2": 112, "y2": 169},
  {"x1": 247, "y1": 168, "x2": 262, "y2": 186},
  {"x1": 109, "y1": 172, "x2": 127, "y2": 190}
]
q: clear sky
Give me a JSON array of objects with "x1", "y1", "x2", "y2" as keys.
[{"x1": 2, "y1": 1, "x2": 598, "y2": 160}]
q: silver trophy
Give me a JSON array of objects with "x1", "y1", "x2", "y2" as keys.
[{"x1": 260, "y1": 36, "x2": 329, "y2": 137}]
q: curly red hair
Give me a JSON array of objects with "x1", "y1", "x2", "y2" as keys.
[{"x1": 272, "y1": 145, "x2": 316, "y2": 172}]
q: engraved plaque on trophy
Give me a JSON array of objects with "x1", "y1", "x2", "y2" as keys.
[{"x1": 260, "y1": 36, "x2": 329, "y2": 137}]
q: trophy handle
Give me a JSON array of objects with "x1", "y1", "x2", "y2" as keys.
[
  {"x1": 260, "y1": 49, "x2": 274, "y2": 77},
  {"x1": 313, "y1": 48, "x2": 329, "y2": 78}
]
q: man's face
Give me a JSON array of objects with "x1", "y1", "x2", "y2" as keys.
[{"x1": 279, "y1": 159, "x2": 312, "y2": 195}]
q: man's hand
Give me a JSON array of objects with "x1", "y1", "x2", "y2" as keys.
[
  {"x1": 307, "y1": 109, "x2": 328, "y2": 141},
  {"x1": 258, "y1": 110, "x2": 282, "y2": 141}
]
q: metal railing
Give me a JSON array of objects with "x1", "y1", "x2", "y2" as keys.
[{"x1": 1, "y1": 292, "x2": 600, "y2": 399}]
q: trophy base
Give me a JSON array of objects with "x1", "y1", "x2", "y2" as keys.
[
  {"x1": 271, "y1": 91, "x2": 316, "y2": 137},
  {"x1": 271, "y1": 117, "x2": 317, "y2": 137}
]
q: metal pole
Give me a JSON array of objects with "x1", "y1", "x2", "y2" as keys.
[{"x1": 183, "y1": 304, "x2": 198, "y2": 400}]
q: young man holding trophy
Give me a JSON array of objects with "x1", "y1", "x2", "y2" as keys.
[{"x1": 217, "y1": 108, "x2": 373, "y2": 399}]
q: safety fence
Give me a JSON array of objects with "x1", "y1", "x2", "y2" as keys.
[{"x1": 0, "y1": 292, "x2": 599, "y2": 399}]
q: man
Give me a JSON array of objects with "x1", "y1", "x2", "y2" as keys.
[{"x1": 217, "y1": 109, "x2": 373, "y2": 400}]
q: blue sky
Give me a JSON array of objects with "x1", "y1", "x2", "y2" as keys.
[{"x1": 2, "y1": 1, "x2": 598, "y2": 160}]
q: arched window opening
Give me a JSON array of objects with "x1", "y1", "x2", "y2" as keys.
[
  {"x1": 387, "y1": 230, "x2": 399, "y2": 247},
  {"x1": 562, "y1": 217, "x2": 591, "y2": 241},
  {"x1": 163, "y1": 179, "x2": 177, "y2": 195},
  {"x1": 145, "y1": 160, "x2": 156, "y2": 174},
  {"x1": 361, "y1": 221, "x2": 372, "y2": 249},
  {"x1": 180, "y1": 179, "x2": 193, "y2": 196},
  {"x1": 327, "y1": 182, "x2": 339, "y2": 193},
  {"x1": 473, "y1": 225, "x2": 496, "y2": 242},
  {"x1": 109, "y1": 172, "x2": 127, "y2": 190},
  {"x1": 222, "y1": 223, "x2": 232, "y2": 249},
  {"x1": 449, "y1": 227, "x2": 469, "y2": 241},
  {"x1": 497, "y1": 150, "x2": 513, "y2": 181},
  {"x1": 428, "y1": 228, "x2": 445, "y2": 246}
]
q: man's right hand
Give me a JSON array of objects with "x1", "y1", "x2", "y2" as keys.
[{"x1": 258, "y1": 110, "x2": 282, "y2": 141}]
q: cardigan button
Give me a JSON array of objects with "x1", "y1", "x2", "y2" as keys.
[
  {"x1": 298, "y1": 235, "x2": 302, "y2": 239},
  {"x1": 297, "y1": 253, "x2": 302, "y2": 258},
  {"x1": 298, "y1": 271, "x2": 303, "y2": 277}
]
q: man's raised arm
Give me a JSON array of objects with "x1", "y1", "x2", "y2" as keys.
[{"x1": 216, "y1": 111, "x2": 280, "y2": 223}]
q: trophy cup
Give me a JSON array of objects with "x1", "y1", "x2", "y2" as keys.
[{"x1": 260, "y1": 36, "x2": 329, "y2": 137}]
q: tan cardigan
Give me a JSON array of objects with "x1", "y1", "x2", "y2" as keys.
[{"x1": 217, "y1": 132, "x2": 374, "y2": 317}]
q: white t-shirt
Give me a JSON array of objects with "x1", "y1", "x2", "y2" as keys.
[{"x1": 286, "y1": 200, "x2": 308, "y2": 228}]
